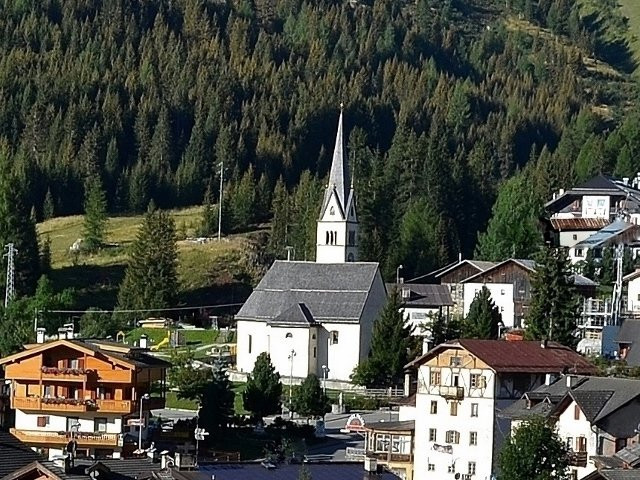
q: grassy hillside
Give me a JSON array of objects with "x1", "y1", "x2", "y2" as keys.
[
  {"x1": 38, "y1": 207, "x2": 258, "y2": 310},
  {"x1": 619, "y1": 0, "x2": 640, "y2": 71}
]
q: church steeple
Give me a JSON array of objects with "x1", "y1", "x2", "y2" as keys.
[
  {"x1": 326, "y1": 105, "x2": 350, "y2": 211},
  {"x1": 316, "y1": 107, "x2": 358, "y2": 263}
]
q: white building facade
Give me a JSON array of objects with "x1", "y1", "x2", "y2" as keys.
[{"x1": 408, "y1": 340, "x2": 596, "y2": 480}]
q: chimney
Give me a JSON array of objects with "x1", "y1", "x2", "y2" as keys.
[
  {"x1": 57, "y1": 327, "x2": 68, "y2": 341},
  {"x1": 36, "y1": 328, "x2": 46, "y2": 344},
  {"x1": 63, "y1": 323, "x2": 74, "y2": 340},
  {"x1": 139, "y1": 334, "x2": 148, "y2": 349},
  {"x1": 624, "y1": 177, "x2": 630, "y2": 186},
  {"x1": 566, "y1": 374, "x2": 577, "y2": 388},
  {"x1": 458, "y1": 252, "x2": 462, "y2": 262},
  {"x1": 559, "y1": 188, "x2": 565, "y2": 196},
  {"x1": 545, "y1": 373, "x2": 554, "y2": 386}
]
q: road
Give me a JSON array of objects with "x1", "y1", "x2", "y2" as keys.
[{"x1": 152, "y1": 408, "x2": 399, "y2": 461}]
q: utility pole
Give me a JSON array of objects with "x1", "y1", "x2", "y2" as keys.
[
  {"x1": 218, "y1": 160, "x2": 224, "y2": 242},
  {"x1": 288, "y1": 349, "x2": 296, "y2": 419},
  {"x1": 4, "y1": 243, "x2": 17, "y2": 308}
]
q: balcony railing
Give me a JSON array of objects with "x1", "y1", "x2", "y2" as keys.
[
  {"x1": 12, "y1": 397, "x2": 88, "y2": 412},
  {"x1": 10, "y1": 428, "x2": 119, "y2": 447},
  {"x1": 439, "y1": 386, "x2": 464, "y2": 400},
  {"x1": 568, "y1": 451, "x2": 588, "y2": 467},
  {"x1": 96, "y1": 399, "x2": 133, "y2": 414},
  {"x1": 40, "y1": 366, "x2": 89, "y2": 382}
]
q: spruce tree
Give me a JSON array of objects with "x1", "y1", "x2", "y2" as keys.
[
  {"x1": 199, "y1": 183, "x2": 218, "y2": 237},
  {"x1": 83, "y1": 177, "x2": 108, "y2": 252},
  {"x1": 352, "y1": 289, "x2": 415, "y2": 387},
  {"x1": 293, "y1": 374, "x2": 330, "y2": 419},
  {"x1": 242, "y1": 353, "x2": 282, "y2": 422},
  {"x1": 268, "y1": 177, "x2": 289, "y2": 258},
  {"x1": 117, "y1": 204, "x2": 178, "y2": 312},
  {"x1": 43, "y1": 188, "x2": 55, "y2": 220},
  {"x1": 229, "y1": 164, "x2": 257, "y2": 230},
  {"x1": 462, "y1": 286, "x2": 501, "y2": 339},
  {"x1": 199, "y1": 360, "x2": 235, "y2": 438},
  {"x1": 525, "y1": 247, "x2": 579, "y2": 347}
]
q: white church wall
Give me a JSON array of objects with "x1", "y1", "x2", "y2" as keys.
[
  {"x1": 268, "y1": 325, "x2": 312, "y2": 379},
  {"x1": 236, "y1": 320, "x2": 268, "y2": 373},
  {"x1": 319, "y1": 323, "x2": 362, "y2": 381}
]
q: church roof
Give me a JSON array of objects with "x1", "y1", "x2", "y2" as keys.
[
  {"x1": 267, "y1": 303, "x2": 318, "y2": 327},
  {"x1": 236, "y1": 261, "x2": 381, "y2": 324}
]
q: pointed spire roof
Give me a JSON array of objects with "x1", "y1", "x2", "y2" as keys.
[{"x1": 326, "y1": 105, "x2": 351, "y2": 211}]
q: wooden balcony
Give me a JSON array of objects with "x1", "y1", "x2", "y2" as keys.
[
  {"x1": 439, "y1": 385, "x2": 464, "y2": 400},
  {"x1": 96, "y1": 399, "x2": 133, "y2": 414},
  {"x1": 568, "y1": 451, "x2": 587, "y2": 467},
  {"x1": 366, "y1": 452, "x2": 412, "y2": 463},
  {"x1": 12, "y1": 397, "x2": 88, "y2": 412},
  {"x1": 40, "y1": 366, "x2": 88, "y2": 382},
  {"x1": 10, "y1": 428, "x2": 120, "y2": 447}
]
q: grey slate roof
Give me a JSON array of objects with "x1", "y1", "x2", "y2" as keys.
[
  {"x1": 614, "y1": 444, "x2": 640, "y2": 468},
  {"x1": 268, "y1": 303, "x2": 317, "y2": 327},
  {"x1": 236, "y1": 261, "x2": 381, "y2": 324},
  {"x1": 387, "y1": 283, "x2": 453, "y2": 307},
  {"x1": 499, "y1": 375, "x2": 640, "y2": 432},
  {"x1": 0, "y1": 432, "x2": 42, "y2": 478},
  {"x1": 433, "y1": 260, "x2": 496, "y2": 279},
  {"x1": 39, "y1": 458, "x2": 160, "y2": 480},
  {"x1": 173, "y1": 462, "x2": 401, "y2": 480},
  {"x1": 616, "y1": 320, "x2": 640, "y2": 366},
  {"x1": 599, "y1": 471, "x2": 640, "y2": 480}
]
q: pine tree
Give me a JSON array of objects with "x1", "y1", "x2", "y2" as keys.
[
  {"x1": 268, "y1": 177, "x2": 289, "y2": 258},
  {"x1": 462, "y1": 286, "x2": 501, "y2": 339},
  {"x1": 293, "y1": 374, "x2": 330, "y2": 419},
  {"x1": 43, "y1": 188, "x2": 55, "y2": 220},
  {"x1": 525, "y1": 247, "x2": 579, "y2": 347},
  {"x1": 199, "y1": 360, "x2": 235, "y2": 438},
  {"x1": 242, "y1": 353, "x2": 282, "y2": 422},
  {"x1": 83, "y1": 177, "x2": 108, "y2": 252},
  {"x1": 229, "y1": 164, "x2": 257, "y2": 230},
  {"x1": 199, "y1": 183, "x2": 218, "y2": 237},
  {"x1": 117, "y1": 204, "x2": 178, "y2": 312},
  {"x1": 39, "y1": 235, "x2": 52, "y2": 274},
  {"x1": 352, "y1": 289, "x2": 415, "y2": 387},
  {"x1": 499, "y1": 416, "x2": 569, "y2": 480},
  {"x1": 475, "y1": 173, "x2": 542, "y2": 261}
]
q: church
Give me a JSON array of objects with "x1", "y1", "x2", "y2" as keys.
[{"x1": 235, "y1": 110, "x2": 387, "y2": 383}]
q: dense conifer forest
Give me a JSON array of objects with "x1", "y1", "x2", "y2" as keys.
[{"x1": 0, "y1": 0, "x2": 638, "y2": 285}]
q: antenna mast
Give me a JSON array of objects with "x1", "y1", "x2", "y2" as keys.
[{"x1": 4, "y1": 243, "x2": 17, "y2": 308}]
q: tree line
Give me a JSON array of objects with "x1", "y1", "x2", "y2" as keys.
[{"x1": 0, "y1": 0, "x2": 633, "y2": 284}]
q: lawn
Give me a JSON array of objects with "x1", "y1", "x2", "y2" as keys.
[
  {"x1": 38, "y1": 207, "x2": 255, "y2": 309},
  {"x1": 165, "y1": 383, "x2": 247, "y2": 415}
]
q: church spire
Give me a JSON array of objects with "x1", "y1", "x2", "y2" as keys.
[{"x1": 327, "y1": 103, "x2": 350, "y2": 212}]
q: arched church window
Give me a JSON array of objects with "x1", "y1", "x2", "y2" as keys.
[
  {"x1": 334, "y1": 231, "x2": 338, "y2": 245},
  {"x1": 326, "y1": 231, "x2": 330, "y2": 245},
  {"x1": 330, "y1": 206, "x2": 335, "y2": 216}
]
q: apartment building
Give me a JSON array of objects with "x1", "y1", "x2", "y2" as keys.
[
  {"x1": 0, "y1": 337, "x2": 169, "y2": 460},
  {"x1": 502, "y1": 375, "x2": 640, "y2": 480},
  {"x1": 407, "y1": 339, "x2": 596, "y2": 480}
]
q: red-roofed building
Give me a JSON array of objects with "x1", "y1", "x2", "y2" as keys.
[{"x1": 407, "y1": 339, "x2": 596, "y2": 480}]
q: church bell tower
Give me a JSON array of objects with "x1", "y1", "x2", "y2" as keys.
[{"x1": 316, "y1": 106, "x2": 358, "y2": 263}]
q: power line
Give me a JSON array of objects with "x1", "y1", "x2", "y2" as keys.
[{"x1": 43, "y1": 302, "x2": 244, "y2": 315}]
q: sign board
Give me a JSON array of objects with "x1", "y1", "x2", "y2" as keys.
[
  {"x1": 194, "y1": 427, "x2": 209, "y2": 441},
  {"x1": 342, "y1": 413, "x2": 366, "y2": 433},
  {"x1": 432, "y1": 444, "x2": 453, "y2": 454},
  {"x1": 127, "y1": 418, "x2": 144, "y2": 427}
]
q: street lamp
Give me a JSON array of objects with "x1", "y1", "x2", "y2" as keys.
[
  {"x1": 321, "y1": 365, "x2": 329, "y2": 396},
  {"x1": 396, "y1": 265, "x2": 403, "y2": 285},
  {"x1": 288, "y1": 349, "x2": 296, "y2": 419},
  {"x1": 138, "y1": 393, "x2": 150, "y2": 453}
]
